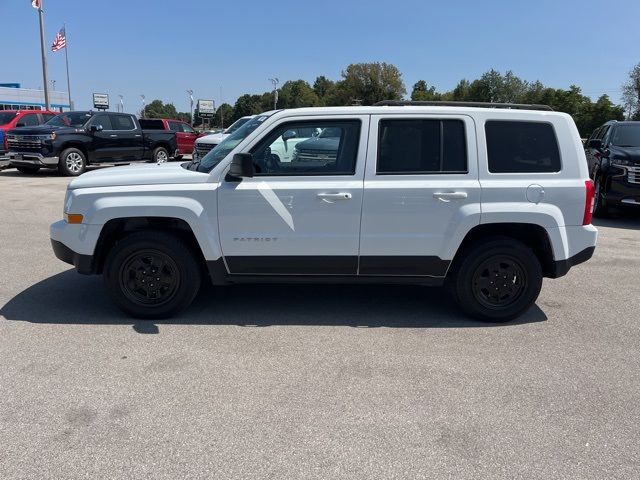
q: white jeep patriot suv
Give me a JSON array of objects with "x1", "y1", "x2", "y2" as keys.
[{"x1": 50, "y1": 101, "x2": 597, "y2": 322}]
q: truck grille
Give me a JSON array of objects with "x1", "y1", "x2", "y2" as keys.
[
  {"x1": 628, "y1": 166, "x2": 640, "y2": 184},
  {"x1": 7, "y1": 135, "x2": 43, "y2": 152},
  {"x1": 195, "y1": 143, "x2": 216, "y2": 157},
  {"x1": 295, "y1": 149, "x2": 337, "y2": 162}
]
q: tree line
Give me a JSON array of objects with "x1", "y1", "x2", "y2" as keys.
[{"x1": 145, "y1": 61, "x2": 640, "y2": 136}]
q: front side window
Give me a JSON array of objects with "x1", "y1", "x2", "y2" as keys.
[
  {"x1": 486, "y1": 121, "x2": 561, "y2": 173},
  {"x1": 168, "y1": 121, "x2": 181, "y2": 132},
  {"x1": 250, "y1": 120, "x2": 361, "y2": 176},
  {"x1": 377, "y1": 119, "x2": 467, "y2": 174},
  {"x1": 181, "y1": 123, "x2": 195, "y2": 134},
  {"x1": 110, "y1": 114, "x2": 135, "y2": 130},
  {"x1": 41, "y1": 113, "x2": 56, "y2": 123}
]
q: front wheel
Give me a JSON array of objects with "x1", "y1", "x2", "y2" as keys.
[
  {"x1": 449, "y1": 237, "x2": 543, "y2": 322},
  {"x1": 103, "y1": 231, "x2": 201, "y2": 319},
  {"x1": 592, "y1": 178, "x2": 609, "y2": 218},
  {"x1": 152, "y1": 147, "x2": 169, "y2": 163},
  {"x1": 58, "y1": 148, "x2": 87, "y2": 176}
]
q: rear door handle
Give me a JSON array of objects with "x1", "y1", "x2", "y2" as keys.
[
  {"x1": 433, "y1": 191, "x2": 468, "y2": 202},
  {"x1": 317, "y1": 192, "x2": 352, "y2": 200},
  {"x1": 109, "y1": 134, "x2": 118, "y2": 138}
]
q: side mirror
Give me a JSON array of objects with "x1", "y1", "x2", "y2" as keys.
[
  {"x1": 282, "y1": 130, "x2": 297, "y2": 142},
  {"x1": 587, "y1": 139, "x2": 602, "y2": 149},
  {"x1": 89, "y1": 124, "x2": 103, "y2": 133},
  {"x1": 228, "y1": 153, "x2": 254, "y2": 179},
  {"x1": 15, "y1": 122, "x2": 26, "y2": 128}
]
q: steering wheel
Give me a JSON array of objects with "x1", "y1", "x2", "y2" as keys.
[{"x1": 254, "y1": 147, "x2": 281, "y2": 174}]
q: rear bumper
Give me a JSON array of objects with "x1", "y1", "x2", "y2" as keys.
[
  {"x1": 550, "y1": 246, "x2": 595, "y2": 278},
  {"x1": 9, "y1": 151, "x2": 59, "y2": 167},
  {"x1": 51, "y1": 239, "x2": 95, "y2": 274}
]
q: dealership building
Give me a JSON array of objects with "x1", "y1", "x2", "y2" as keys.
[{"x1": 0, "y1": 83, "x2": 70, "y2": 111}]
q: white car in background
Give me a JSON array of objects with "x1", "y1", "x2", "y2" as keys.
[{"x1": 192, "y1": 116, "x2": 254, "y2": 161}]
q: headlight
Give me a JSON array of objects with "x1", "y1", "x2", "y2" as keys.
[{"x1": 38, "y1": 133, "x2": 56, "y2": 141}]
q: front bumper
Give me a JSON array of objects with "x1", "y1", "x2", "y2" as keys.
[
  {"x1": 50, "y1": 220, "x2": 103, "y2": 274},
  {"x1": 51, "y1": 239, "x2": 95, "y2": 274},
  {"x1": 9, "y1": 152, "x2": 59, "y2": 168}
]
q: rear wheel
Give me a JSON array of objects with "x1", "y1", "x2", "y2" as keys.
[
  {"x1": 592, "y1": 178, "x2": 609, "y2": 218},
  {"x1": 152, "y1": 147, "x2": 169, "y2": 163},
  {"x1": 449, "y1": 237, "x2": 543, "y2": 322},
  {"x1": 58, "y1": 148, "x2": 87, "y2": 176},
  {"x1": 103, "y1": 231, "x2": 201, "y2": 319},
  {"x1": 16, "y1": 166, "x2": 40, "y2": 174}
]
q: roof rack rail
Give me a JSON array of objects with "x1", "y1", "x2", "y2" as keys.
[{"x1": 373, "y1": 100, "x2": 554, "y2": 111}]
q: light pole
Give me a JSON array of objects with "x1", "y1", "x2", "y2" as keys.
[
  {"x1": 269, "y1": 77, "x2": 279, "y2": 110},
  {"x1": 186, "y1": 89, "x2": 194, "y2": 125},
  {"x1": 140, "y1": 94, "x2": 146, "y2": 118},
  {"x1": 50, "y1": 79, "x2": 56, "y2": 91},
  {"x1": 118, "y1": 95, "x2": 124, "y2": 113}
]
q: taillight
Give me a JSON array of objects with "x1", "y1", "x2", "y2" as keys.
[{"x1": 583, "y1": 180, "x2": 595, "y2": 225}]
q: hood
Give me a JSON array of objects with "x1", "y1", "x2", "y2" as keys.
[
  {"x1": 196, "y1": 132, "x2": 229, "y2": 145},
  {"x1": 8, "y1": 125, "x2": 71, "y2": 136},
  {"x1": 609, "y1": 145, "x2": 640, "y2": 165},
  {"x1": 68, "y1": 162, "x2": 209, "y2": 190},
  {"x1": 295, "y1": 136, "x2": 340, "y2": 151}
]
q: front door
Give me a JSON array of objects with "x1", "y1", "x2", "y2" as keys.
[
  {"x1": 89, "y1": 114, "x2": 118, "y2": 161},
  {"x1": 217, "y1": 116, "x2": 369, "y2": 275},
  {"x1": 359, "y1": 114, "x2": 481, "y2": 276}
]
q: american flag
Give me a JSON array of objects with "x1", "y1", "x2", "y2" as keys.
[
  {"x1": 31, "y1": 0, "x2": 41, "y2": 9},
  {"x1": 51, "y1": 28, "x2": 66, "y2": 52}
]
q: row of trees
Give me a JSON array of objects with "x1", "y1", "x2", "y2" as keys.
[{"x1": 144, "y1": 62, "x2": 640, "y2": 136}]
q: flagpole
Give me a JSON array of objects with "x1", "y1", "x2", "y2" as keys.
[
  {"x1": 37, "y1": 0, "x2": 51, "y2": 110},
  {"x1": 63, "y1": 23, "x2": 73, "y2": 110}
]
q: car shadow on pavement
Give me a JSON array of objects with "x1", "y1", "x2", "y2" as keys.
[
  {"x1": 592, "y1": 213, "x2": 640, "y2": 231},
  {"x1": 0, "y1": 269, "x2": 547, "y2": 332}
]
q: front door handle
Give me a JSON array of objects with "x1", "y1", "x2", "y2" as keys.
[
  {"x1": 317, "y1": 192, "x2": 352, "y2": 200},
  {"x1": 109, "y1": 134, "x2": 118, "y2": 138},
  {"x1": 433, "y1": 191, "x2": 468, "y2": 202}
]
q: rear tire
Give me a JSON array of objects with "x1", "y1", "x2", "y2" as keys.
[
  {"x1": 58, "y1": 148, "x2": 87, "y2": 176},
  {"x1": 103, "y1": 231, "x2": 201, "y2": 319},
  {"x1": 449, "y1": 237, "x2": 543, "y2": 322},
  {"x1": 152, "y1": 147, "x2": 169, "y2": 163},
  {"x1": 592, "y1": 178, "x2": 609, "y2": 218},
  {"x1": 16, "y1": 166, "x2": 40, "y2": 174}
]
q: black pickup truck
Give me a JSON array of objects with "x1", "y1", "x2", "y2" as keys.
[{"x1": 7, "y1": 111, "x2": 178, "y2": 176}]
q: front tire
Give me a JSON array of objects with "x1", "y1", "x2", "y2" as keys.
[
  {"x1": 16, "y1": 166, "x2": 40, "y2": 174},
  {"x1": 152, "y1": 147, "x2": 169, "y2": 163},
  {"x1": 58, "y1": 148, "x2": 87, "y2": 176},
  {"x1": 103, "y1": 231, "x2": 201, "y2": 319},
  {"x1": 592, "y1": 178, "x2": 609, "y2": 218},
  {"x1": 449, "y1": 237, "x2": 543, "y2": 322}
]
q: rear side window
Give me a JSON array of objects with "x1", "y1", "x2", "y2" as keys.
[
  {"x1": 377, "y1": 119, "x2": 467, "y2": 174},
  {"x1": 485, "y1": 121, "x2": 561, "y2": 173},
  {"x1": 111, "y1": 115, "x2": 135, "y2": 130},
  {"x1": 42, "y1": 113, "x2": 56, "y2": 123},
  {"x1": 168, "y1": 121, "x2": 181, "y2": 132},
  {"x1": 19, "y1": 114, "x2": 40, "y2": 127}
]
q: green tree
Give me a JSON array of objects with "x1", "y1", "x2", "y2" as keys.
[
  {"x1": 232, "y1": 94, "x2": 265, "y2": 121},
  {"x1": 143, "y1": 99, "x2": 190, "y2": 122},
  {"x1": 278, "y1": 80, "x2": 320, "y2": 109},
  {"x1": 622, "y1": 63, "x2": 640, "y2": 119},
  {"x1": 313, "y1": 75, "x2": 335, "y2": 103},
  {"x1": 331, "y1": 62, "x2": 406, "y2": 105},
  {"x1": 411, "y1": 80, "x2": 441, "y2": 101}
]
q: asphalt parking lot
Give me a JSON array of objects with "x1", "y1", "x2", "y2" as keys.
[{"x1": 0, "y1": 168, "x2": 639, "y2": 479}]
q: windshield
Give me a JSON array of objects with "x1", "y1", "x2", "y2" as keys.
[
  {"x1": 611, "y1": 124, "x2": 640, "y2": 147},
  {"x1": 199, "y1": 114, "x2": 272, "y2": 172},
  {"x1": 0, "y1": 112, "x2": 17, "y2": 126},
  {"x1": 225, "y1": 116, "x2": 251, "y2": 134},
  {"x1": 46, "y1": 112, "x2": 93, "y2": 128}
]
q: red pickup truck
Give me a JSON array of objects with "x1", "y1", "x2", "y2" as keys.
[
  {"x1": 139, "y1": 118, "x2": 199, "y2": 157},
  {"x1": 1, "y1": 110, "x2": 58, "y2": 162}
]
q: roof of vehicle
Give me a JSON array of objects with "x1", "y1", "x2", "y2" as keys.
[
  {"x1": 603, "y1": 120, "x2": 639, "y2": 126},
  {"x1": 0, "y1": 109, "x2": 58, "y2": 114},
  {"x1": 144, "y1": 118, "x2": 189, "y2": 123}
]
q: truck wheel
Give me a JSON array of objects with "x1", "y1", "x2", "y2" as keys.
[
  {"x1": 592, "y1": 178, "x2": 609, "y2": 218},
  {"x1": 58, "y1": 148, "x2": 87, "y2": 176},
  {"x1": 152, "y1": 147, "x2": 169, "y2": 163},
  {"x1": 103, "y1": 231, "x2": 201, "y2": 319},
  {"x1": 449, "y1": 237, "x2": 543, "y2": 322},
  {"x1": 16, "y1": 166, "x2": 40, "y2": 174}
]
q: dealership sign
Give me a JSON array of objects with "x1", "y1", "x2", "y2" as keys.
[
  {"x1": 93, "y1": 93, "x2": 109, "y2": 110},
  {"x1": 198, "y1": 99, "x2": 215, "y2": 117}
]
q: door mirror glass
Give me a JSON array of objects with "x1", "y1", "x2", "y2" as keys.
[
  {"x1": 587, "y1": 138, "x2": 602, "y2": 149},
  {"x1": 282, "y1": 129, "x2": 297, "y2": 142},
  {"x1": 89, "y1": 124, "x2": 103, "y2": 132},
  {"x1": 229, "y1": 153, "x2": 254, "y2": 178}
]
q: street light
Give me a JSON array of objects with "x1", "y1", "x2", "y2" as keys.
[
  {"x1": 140, "y1": 94, "x2": 146, "y2": 118},
  {"x1": 186, "y1": 89, "x2": 194, "y2": 125},
  {"x1": 269, "y1": 77, "x2": 279, "y2": 110},
  {"x1": 50, "y1": 79, "x2": 56, "y2": 91},
  {"x1": 118, "y1": 95, "x2": 124, "y2": 113}
]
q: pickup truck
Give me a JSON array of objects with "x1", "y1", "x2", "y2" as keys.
[
  {"x1": 139, "y1": 118, "x2": 199, "y2": 158},
  {"x1": 8, "y1": 111, "x2": 178, "y2": 176},
  {"x1": 0, "y1": 109, "x2": 58, "y2": 166},
  {"x1": 51, "y1": 103, "x2": 597, "y2": 322}
]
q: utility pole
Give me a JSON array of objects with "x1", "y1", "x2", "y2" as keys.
[
  {"x1": 269, "y1": 77, "x2": 279, "y2": 110},
  {"x1": 37, "y1": 0, "x2": 51, "y2": 110},
  {"x1": 118, "y1": 95, "x2": 124, "y2": 113},
  {"x1": 187, "y1": 89, "x2": 194, "y2": 125},
  {"x1": 50, "y1": 79, "x2": 56, "y2": 91},
  {"x1": 140, "y1": 94, "x2": 146, "y2": 118}
]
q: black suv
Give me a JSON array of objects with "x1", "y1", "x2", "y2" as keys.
[{"x1": 585, "y1": 120, "x2": 640, "y2": 217}]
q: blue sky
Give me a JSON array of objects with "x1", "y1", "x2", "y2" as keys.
[{"x1": 3, "y1": 0, "x2": 639, "y2": 112}]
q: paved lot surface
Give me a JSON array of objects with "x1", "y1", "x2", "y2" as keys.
[{"x1": 0, "y1": 168, "x2": 639, "y2": 479}]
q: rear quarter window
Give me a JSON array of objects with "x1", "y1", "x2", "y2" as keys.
[{"x1": 485, "y1": 121, "x2": 561, "y2": 173}]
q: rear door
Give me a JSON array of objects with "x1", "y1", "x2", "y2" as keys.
[
  {"x1": 170, "y1": 121, "x2": 197, "y2": 155},
  {"x1": 217, "y1": 115, "x2": 369, "y2": 275},
  {"x1": 110, "y1": 114, "x2": 143, "y2": 160},
  {"x1": 359, "y1": 114, "x2": 480, "y2": 276}
]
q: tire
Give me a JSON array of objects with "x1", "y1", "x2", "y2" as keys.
[
  {"x1": 16, "y1": 166, "x2": 40, "y2": 174},
  {"x1": 152, "y1": 147, "x2": 169, "y2": 163},
  {"x1": 592, "y1": 177, "x2": 609, "y2": 218},
  {"x1": 103, "y1": 231, "x2": 201, "y2": 319},
  {"x1": 58, "y1": 148, "x2": 87, "y2": 176},
  {"x1": 448, "y1": 237, "x2": 543, "y2": 322}
]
